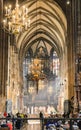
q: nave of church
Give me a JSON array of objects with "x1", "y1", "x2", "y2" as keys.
[{"x1": 0, "y1": 1, "x2": 81, "y2": 127}]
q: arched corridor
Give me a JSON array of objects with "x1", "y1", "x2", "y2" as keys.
[
  {"x1": 11, "y1": 0, "x2": 68, "y2": 114},
  {"x1": 0, "y1": 0, "x2": 81, "y2": 117}
]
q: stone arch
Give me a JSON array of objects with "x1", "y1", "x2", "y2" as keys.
[{"x1": 15, "y1": 0, "x2": 69, "y2": 113}]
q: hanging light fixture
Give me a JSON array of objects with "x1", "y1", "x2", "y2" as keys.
[
  {"x1": 3, "y1": 0, "x2": 30, "y2": 34},
  {"x1": 66, "y1": 0, "x2": 70, "y2": 5},
  {"x1": 27, "y1": 58, "x2": 47, "y2": 93}
]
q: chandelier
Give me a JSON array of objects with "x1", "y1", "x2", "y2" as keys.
[
  {"x1": 3, "y1": 0, "x2": 30, "y2": 34},
  {"x1": 29, "y1": 59, "x2": 47, "y2": 80},
  {"x1": 27, "y1": 58, "x2": 47, "y2": 93}
]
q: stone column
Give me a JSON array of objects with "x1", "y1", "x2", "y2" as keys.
[
  {"x1": 0, "y1": 0, "x2": 9, "y2": 112},
  {"x1": 0, "y1": 0, "x2": 3, "y2": 95},
  {"x1": 0, "y1": 0, "x2": 3, "y2": 21}
]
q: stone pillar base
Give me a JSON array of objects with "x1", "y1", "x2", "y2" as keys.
[
  {"x1": 64, "y1": 100, "x2": 71, "y2": 114},
  {"x1": 0, "y1": 96, "x2": 6, "y2": 113}
]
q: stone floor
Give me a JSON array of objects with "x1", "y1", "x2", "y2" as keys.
[
  {"x1": 27, "y1": 124, "x2": 41, "y2": 130},
  {"x1": 21, "y1": 120, "x2": 42, "y2": 130},
  {"x1": 22, "y1": 124, "x2": 41, "y2": 130}
]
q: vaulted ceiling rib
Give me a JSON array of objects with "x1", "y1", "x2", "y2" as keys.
[{"x1": 17, "y1": 0, "x2": 67, "y2": 58}]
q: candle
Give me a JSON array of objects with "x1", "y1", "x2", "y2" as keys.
[
  {"x1": 25, "y1": 22, "x2": 28, "y2": 30},
  {"x1": 26, "y1": 8, "x2": 28, "y2": 15},
  {"x1": 5, "y1": 6, "x2": 8, "y2": 15},
  {"x1": 23, "y1": 6, "x2": 25, "y2": 13},
  {"x1": 28, "y1": 19, "x2": 30, "y2": 27},
  {"x1": 13, "y1": 15, "x2": 15, "y2": 23},
  {"x1": 9, "y1": 5, "x2": 11, "y2": 13},
  {"x1": 8, "y1": 22, "x2": 11, "y2": 31},
  {"x1": 3, "y1": 19, "x2": 6, "y2": 28}
]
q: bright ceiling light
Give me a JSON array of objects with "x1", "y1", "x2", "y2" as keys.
[{"x1": 66, "y1": 0, "x2": 70, "y2": 5}]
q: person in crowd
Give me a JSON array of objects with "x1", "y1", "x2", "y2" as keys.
[
  {"x1": 63, "y1": 112, "x2": 66, "y2": 118},
  {"x1": 7, "y1": 121, "x2": 13, "y2": 130},
  {"x1": 3, "y1": 112, "x2": 7, "y2": 117},
  {"x1": 77, "y1": 113, "x2": 81, "y2": 129},
  {"x1": 7, "y1": 113, "x2": 11, "y2": 118},
  {"x1": 24, "y1": 114, "x2": 28, "y2": 123},
  {"x1": 1, "y1": 120, "x2": 9, "y2": 129},
  {"x1": 39, "y1": 111, "x2": 44, "y2": 128},
  {"x1": 72, "y1": 122, "x2": 79, "y2": 130},
  {"x1": 39, "y1": 111, "x2": 43, "y2": 118},
  {"x1": 15, "y1": 112, "x2": 22, "y2": 129}
]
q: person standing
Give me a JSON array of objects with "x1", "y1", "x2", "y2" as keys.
[
  {"x1": 39, "y1": 111, "x2": 43, "y2": 118},
  {"x1": 7, "y1": 121, "x2": 13, "y2": 130},
  {"x1": 39, "y1": 112, "x2": 44, "y2": 130}
]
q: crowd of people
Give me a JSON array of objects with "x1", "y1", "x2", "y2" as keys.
[
  {"x1": 0, "y1": 112, "x2": 28, "y2": 130},
  {"x1": 43, "y1": 111, "x2": 81, "y2": 130},
  {"x1": 0, "y1": 111, "x2": 81, "y2": 130}
]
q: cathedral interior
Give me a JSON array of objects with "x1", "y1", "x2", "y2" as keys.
[{"x1": 0, "y1": 0, "x2": 81, "y2": 115}]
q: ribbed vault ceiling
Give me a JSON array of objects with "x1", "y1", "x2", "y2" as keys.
[{"x1": 17, "y1": 0, "x2": 67, "y2": 58}]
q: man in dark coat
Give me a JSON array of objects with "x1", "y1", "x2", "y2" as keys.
[{"x1": 15, "y1": 114, "x2": 22, "y2": 129}]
